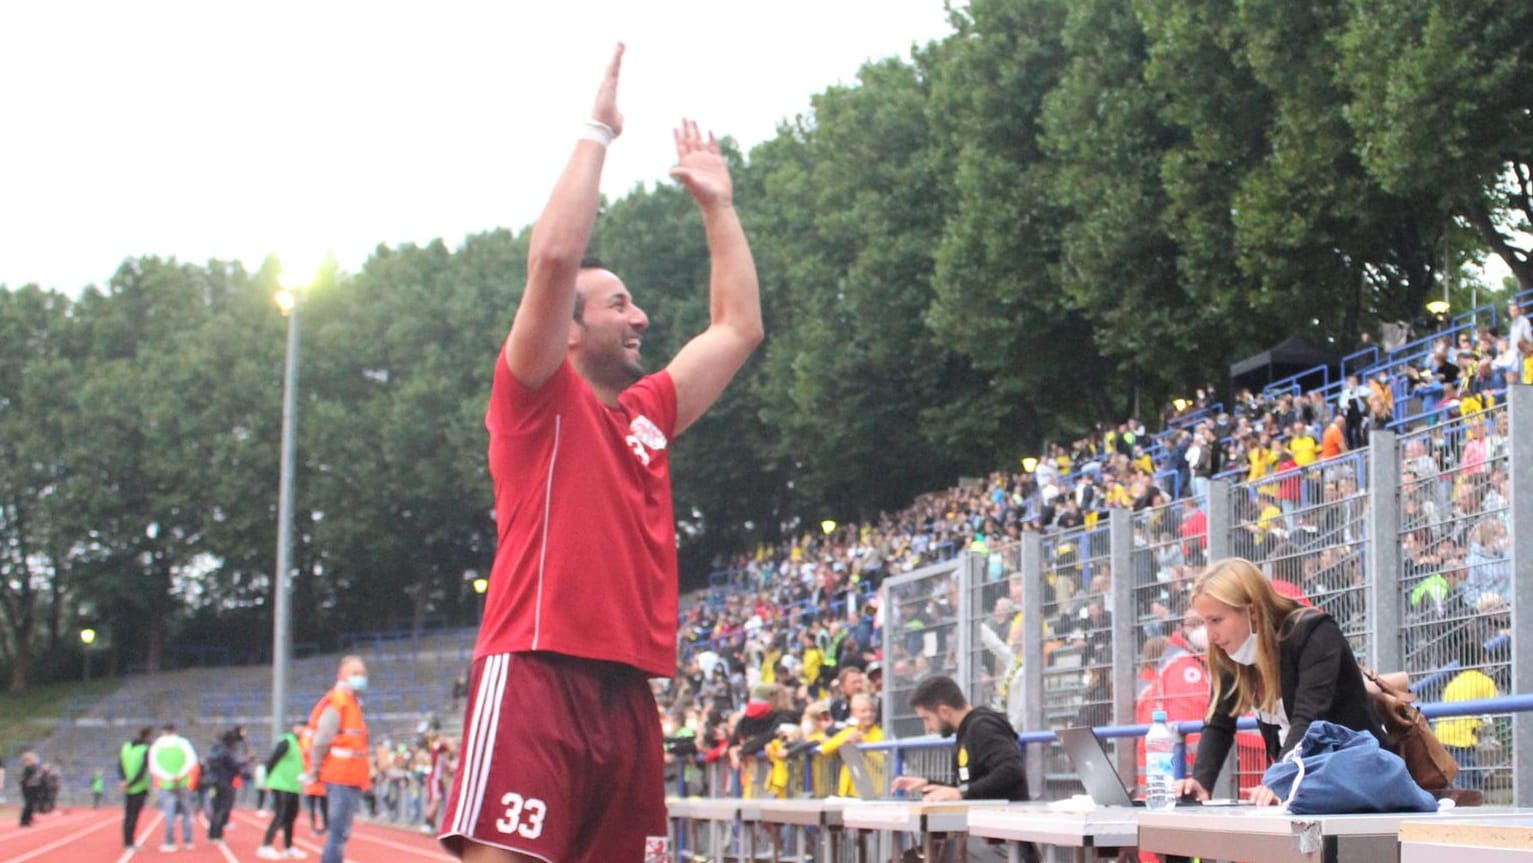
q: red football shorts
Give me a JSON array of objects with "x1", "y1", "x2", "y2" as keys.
[{"x1": 438, "y1": 651, "x2": 667, "y2": 863}]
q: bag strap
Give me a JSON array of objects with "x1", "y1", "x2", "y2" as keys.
[
  {"x1": 1362, "y1": 667, "x2": 1417, "y2": 704},
  {"x1": 1279, "y1": 746, "x2": 1306, "y2": 812}
]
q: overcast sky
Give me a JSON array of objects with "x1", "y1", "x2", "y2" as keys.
[{"x1": 0, "y1": 1, "x2": 957, "y2": 293}]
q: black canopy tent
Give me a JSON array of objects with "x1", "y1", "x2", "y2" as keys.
[{"x1": 1228, "y1": 335, "x2": 1339, "y2": 394}]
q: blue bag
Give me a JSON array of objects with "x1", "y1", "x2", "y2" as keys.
[{"x1": 1261, "y1": 720, "x2": 1437, "y2": 814}]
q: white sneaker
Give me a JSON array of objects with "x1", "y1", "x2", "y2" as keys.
[
  {"x1": 160, "y1": 843, "x2": 177, "y2": 853},
  {"x1": 182, "y1": 844, "x2": 195, "y2": 851},
  {"x1": 282, "y1": 849, "x2": 309, "y2": 859},
  {"x1": 256, "y1": 846, "x2": 282, "y2": 860}
]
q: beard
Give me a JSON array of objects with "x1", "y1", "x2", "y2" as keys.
[{"x1": 578, "y1": 344, "x2": 646, "y2": 392}]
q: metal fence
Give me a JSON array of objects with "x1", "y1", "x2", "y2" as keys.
[
  {"x1": 1396, "y1": 403, "x2": 1515, "y2": 801},
  {"x1": 881, "y1": 559, "x2": 966, "y2": 741}
]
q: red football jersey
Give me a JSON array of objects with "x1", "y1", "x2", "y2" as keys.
[{"x1": 476, "y1": 354, "x2": 679, "y2": 678}]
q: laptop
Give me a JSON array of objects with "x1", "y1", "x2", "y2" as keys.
[
  {"x1": 1056, "y1": 727, "x2": 1223, "y2": 808},
  {"x1": 837, "y1": 744, "x2": 883, "y2": 800}
]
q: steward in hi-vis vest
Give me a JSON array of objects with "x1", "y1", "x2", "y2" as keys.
[{"x1": 118, "y1": 726, "x2": 153, "y2": 851}]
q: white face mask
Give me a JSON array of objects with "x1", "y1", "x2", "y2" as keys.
[
  {"x1": 1188, "y1": 626, "x2": 1208, "y2": 651},
  {"x1": 1227, "y1": 618, "x2": 1259, "y2": 666}
]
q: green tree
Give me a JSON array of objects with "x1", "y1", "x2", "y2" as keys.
[
  {"x1": 1340, "y1": 0, "x2": 1533, "y2": 288},
  {"x1": 926, "y1": 0, "x2": 1109, "y2": 448},
  {"x1": 0, "y1": 285, "x2": 82, "y2": 690}
]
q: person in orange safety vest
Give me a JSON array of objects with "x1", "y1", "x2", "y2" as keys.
[{"x1": 303, "y1": 655, "x2": 370, "y2": 863}]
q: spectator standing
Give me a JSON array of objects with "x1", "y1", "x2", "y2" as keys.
[
  {"x1": 305, "y1": 655, "x2": 371, "y2": 863},
  {"x1": 149, "y1": 723, "x2": 198, "y2": 851},
  {"x1": 257, "y1": 722, "x2": 309, "y2": 860},
  {"x1": 423, "y1": 733, "x2": 456, "y2": 833},
  {"x1": 1321, "y1": 413, "x2": 1347, "y2": 459},
  {"x1": 205, "y1": 728, "x2": 247, "y2": 843},
  {"x1": 1370, "y1": 371, "x2": 1395, "y2": 418},
  {"x1": 1338, "y1": 375, "x2": 1369, "y2": 449},
  {"x1": 91, "y1": 769, "x2": 105, "y2": 808},
  {"x1": 17, "y1": 751, "x2": 40, "y2": 827},
  {"x1": 1508, "y1": 299, "x2": 1533, "y2": 385},
  {"x1": 118, "y1": 728, "x2": 154, "y2": 849},
  {"x1": 438, "y1": 44, "x2": 762, "y2": 863}
]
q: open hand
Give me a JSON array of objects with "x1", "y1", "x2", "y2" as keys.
[
  {"x1": 670, "y1": 119, "x2": 732, "y2": 210},
  {"x1": 891, "y1": 775, "x2": 929, "y2": 793},
  {"x1": 591, "y1": 43, "x2": 624, "y2": 138}
]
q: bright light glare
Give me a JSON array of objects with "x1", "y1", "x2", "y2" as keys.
[
  {"x1": 80, "y1": 628, "x2": 97, "y2": 645},
  {"x1": 274, "y1": 288, "x2": 297, "y2": 316},
  {"x1": 473, "y1": 578, "x2": 489, "y2": 595}
]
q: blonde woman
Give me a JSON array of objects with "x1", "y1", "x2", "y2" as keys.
[{"x1": 1174, "y1": 558, "x2": 1386, "y2": 805}]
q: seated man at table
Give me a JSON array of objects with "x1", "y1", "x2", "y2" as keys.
[{"x1": 892, "y1": 675, "x2": 1038, "y2": 863}]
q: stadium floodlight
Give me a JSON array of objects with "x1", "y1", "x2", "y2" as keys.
[
  {"x1": 270, "y1": 263, "x2": 313, "y2": 751},
  {"x1": 473, "y1": 577, "x2": 489, "y2": 595},
  {"x1": 1425, "y1": 299, "x2": 1450, "y2": 318},
  {"x1": 1020, "y1": 456, "x2": 1039, "y2": 474},
  {"x1": 820, "y1": 519, "x2": 837, "y2": 536},
  {"x1": 80, "y1": 628, "x2": 97, "y2": 682}
]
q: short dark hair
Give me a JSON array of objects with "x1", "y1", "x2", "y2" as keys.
[
  {"x1": 909, "y1": 675, "x2": 967, "y2": 712},
  {"x1": 572, "y1": 256, "x2": 606, "y2": 324}
]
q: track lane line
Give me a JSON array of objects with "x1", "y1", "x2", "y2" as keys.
[
  {"x1": 0, "y1": 809, "x2": 100, "y2": 843},
  {"x1": 232, "y1": 808, "x2": 456, "y2": 863},
  {"x1": 5, "y1": 808, "x2": 119, "y2": 863},
  {"x1": 113, "y1": 811, "x2": 166, "y2": 863}
]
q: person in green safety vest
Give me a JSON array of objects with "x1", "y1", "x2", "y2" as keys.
[
  {"x1": 91, "y1": 770, "x2": 105, "y2": 809},
  {"x1": 148, "y1": 723, "x2": 198, "y2": 852},
  {"x1": 257, "y1": 723, "x2": 309, "y2": 860},
  {"x1": 118, "y1": 726, "x2": 153, "y2": 851}
]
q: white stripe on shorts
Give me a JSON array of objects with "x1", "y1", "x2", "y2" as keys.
[
  {"x1": 452, "y1": 653, "x2": 508, "y2": 836},
  {"x1": 469, "y1": 654, "x2": 510, "y2": 832}
]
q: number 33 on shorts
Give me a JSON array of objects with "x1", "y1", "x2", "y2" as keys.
[{"x1": 494, "y1": 792, "x2": 548, "y2": 839}]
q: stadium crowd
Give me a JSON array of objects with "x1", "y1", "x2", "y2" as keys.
[{"x1": 660, "y1": 305, "x2": 1526, "y2": 797}]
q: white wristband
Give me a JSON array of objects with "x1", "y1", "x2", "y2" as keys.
[{"x1": 579, "y1": 119, "x2": 615, "y2": 148}]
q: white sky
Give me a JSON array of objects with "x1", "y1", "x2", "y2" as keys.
[{"x1": 0, "y1": 0, "x2": 957, "y2": 293}]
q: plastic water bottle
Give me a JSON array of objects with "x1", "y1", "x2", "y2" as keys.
[{"x1": 1144, "y1": 709, "x2": 1178, "y2": 810}]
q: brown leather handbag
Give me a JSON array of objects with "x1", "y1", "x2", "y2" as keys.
[{"x1": 1362, "y1": 668, "x2": 1459, "y2": 791}]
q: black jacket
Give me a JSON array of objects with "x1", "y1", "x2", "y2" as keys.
[
  {"x1": 949, "y1": 706, "x2": 1029, "y2": 800},
  {"x1": 205, "y1": 742, "x2": 245, "y2": 786},
  {"x1": 1192, "y1": 611, "x2": 1386, "y2": 790}
]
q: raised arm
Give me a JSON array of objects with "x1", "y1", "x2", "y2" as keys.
[
  {"x1": 505, "y1": 44, "x2": 625, "y2": 389},
  {"x1": 665, "y1": 120, "x2": 764, "y2": 435}
]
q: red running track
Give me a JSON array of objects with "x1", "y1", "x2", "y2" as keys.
[{"x1": 0, "y1": 805, "x2": 455, "y2": 863}]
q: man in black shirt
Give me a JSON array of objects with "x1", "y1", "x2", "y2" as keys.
[{"x1": 892, "y1": 676, "x2": 1037, "y2": 863}]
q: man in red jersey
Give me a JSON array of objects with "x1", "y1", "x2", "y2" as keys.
[{"x1": 439, "y1": 43, "x2": 762, "y2": 863}]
